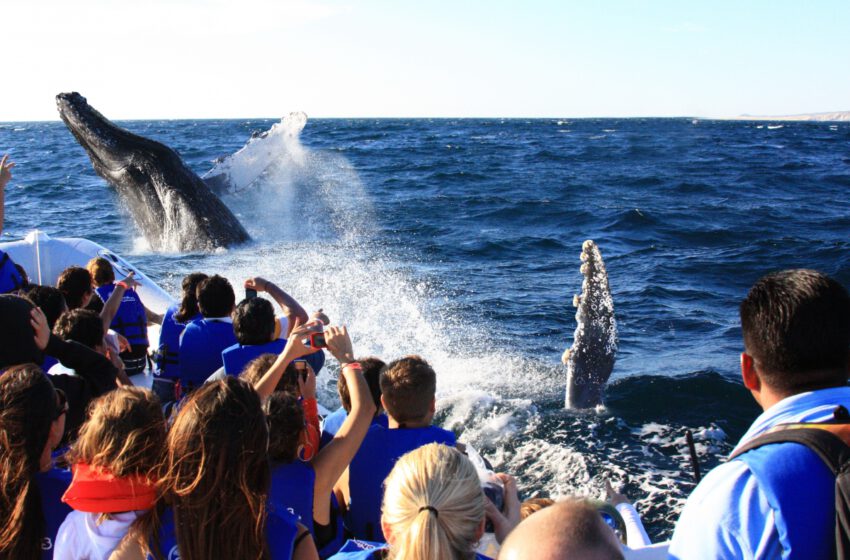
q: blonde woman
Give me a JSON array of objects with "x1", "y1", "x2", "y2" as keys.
[{"x1": 330, "y1": 443, "x2": 517, "y2": 560}]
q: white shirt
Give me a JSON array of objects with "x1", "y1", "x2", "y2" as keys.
[{"x1": 54, "y1": 510, "x2": 144, "y2": 560}]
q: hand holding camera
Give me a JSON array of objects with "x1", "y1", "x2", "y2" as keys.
[{"x1": 483, "y1": 473, "x2": 521, "y2": 544}]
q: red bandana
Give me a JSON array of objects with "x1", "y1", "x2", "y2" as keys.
[{"x1": 61, "y1": 463, "x2": 157, "y2": 513}]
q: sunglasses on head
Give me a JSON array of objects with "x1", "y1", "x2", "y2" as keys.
[{"x1": 53, "y1": 388, "x2": 68, "y2": 420}]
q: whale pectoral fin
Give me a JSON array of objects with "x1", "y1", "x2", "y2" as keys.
[{"x1": 561, "y1": 348, "x2": 571, "y2": 365}]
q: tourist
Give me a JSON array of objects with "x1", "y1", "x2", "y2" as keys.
[
  {"x1": 320, "y1": 356, "x2": 387, "y2": 448},
  {"x1": 87, "y1": 257, "x2": 161, "y2": 376},
  {"x1": 259, "y1": 325, "x2": 375, "y2": 557},
  {"x1": 54, "y1": 387, "x2": 165, "y2": 560},
  {"x1": 498, "y1": 499, "x2": 625, "y2": 560},
  {"x1": 177, "y1": 274, "x2": 238, "y2": 390},
  {"x1": 152, "y1": 272, "x2": 206, "y2": 402},
  {"x1": 330, "y1": 443, "x2": 497, "y2": 560},
  {"x1": 0, "y1": 364, "x2": 71, "y2": 559},
  {"x1": 669, "y1": 269, "x2": 850, "y2": 558},
  {"x1": 339, "y1": 356, "x2": 457, "y2": 542},
  {"x1": 123, "y1": 376, "x2": 319, "y2": 559}
]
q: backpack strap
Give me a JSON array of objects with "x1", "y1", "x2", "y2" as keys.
[{"x1": 730, "y1": 425, "x2": 850, "y2": 474}]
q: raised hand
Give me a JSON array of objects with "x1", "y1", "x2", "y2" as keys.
[
  {"x1": 31, "y1": 307, "x2": 50, "y2": 351},
  {"x1": 244, "y1": 277, "x2": 269, "y2": 292},
  {"x1": 325, "y1": 325, "x2": 354, "y2": 364},
  {"x1": 0, "y1": 154, "x2": 15, "y2": 190}
]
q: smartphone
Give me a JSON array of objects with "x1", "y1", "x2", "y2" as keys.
[
  {"x1": 245, "y1": 288, "x2": 257, "y2": 300},
  {"x1": 308, "y1": 332, "x2": 327, "y2": 348}
]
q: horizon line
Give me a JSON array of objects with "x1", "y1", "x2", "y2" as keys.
[{"x1": 2, "y1": 112, "x2": 849, "y2": 124}]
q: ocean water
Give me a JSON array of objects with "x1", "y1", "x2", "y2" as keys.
[{"x1": 3, "y1": 117, "x2": 850, "y2": 539}]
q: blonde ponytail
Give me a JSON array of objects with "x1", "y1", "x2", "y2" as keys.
[{"x1": 382, "y1": 443, "x2": 484, "y2": 560}]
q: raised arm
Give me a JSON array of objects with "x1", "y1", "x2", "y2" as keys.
[
  {"x1": 253, "y1": 321, "x2": 318, "y2": 400},
  {"x1": 0, "y1": 154, "x2": 16, "y2": 235},
  {"x1": 99, "y1": 272, "x2": 139, "y2": 333},
  {"x1": 244, "y1": 277, "x2": 309, "y2": 337},
  {"x1": 311, "y1": 326, "x2": 376, "y2": 526}
]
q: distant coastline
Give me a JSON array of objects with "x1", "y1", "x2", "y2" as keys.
[{"x1": 710, "y1": 111, "x2": 850, "y2": 122}]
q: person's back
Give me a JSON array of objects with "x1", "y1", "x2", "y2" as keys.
[
  {"x1": 344, "y1": 356, "x2": 456, "y2": 542},
  {"x1": 330, "y1": 444, "x2": 491, "y2": 560},
  {"x1": 669, "y1": 269, "x2": 850, "y2": 559},
  {"x1": 88, "y1": 257, "x2": 151, "y2": 375},
  {"x1": 0, "y1": 364, "x2": 71, "y2": 560},
  {"x1": 222, "y1": 297, "x2": 324, "y2": 377},
  {"x1": 123, "y1": 376, "x2": 318, "y2": 560},
  {"x1": 178, "y1": 275, "x2": 237, "y2": 390},
  {"x1": 498, "y1": 499, "x2": 625, "y2": 560},
  {"x1": 54, "y1": 387, "x2": 165, "y2": 560},
  {"x1": 152, "y1": 272, "x2": 207, "y2": 402}
]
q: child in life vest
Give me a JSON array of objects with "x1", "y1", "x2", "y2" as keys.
[{"x1": 54, "y1": 387, "x2": 166, "y2": 560}]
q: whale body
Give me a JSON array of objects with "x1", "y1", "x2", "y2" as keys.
[
  {"x1": 563, "y1": 240, "x2": 618, "y2": 408},
  {"x1": 56, "y1": 92, "x2": 250, "y2": 252}
]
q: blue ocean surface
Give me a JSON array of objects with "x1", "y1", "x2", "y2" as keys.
[{"x1": 2, "y1": 117, "x2": 849, "y2": 538}]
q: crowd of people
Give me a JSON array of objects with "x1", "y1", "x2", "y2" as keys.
[{"x1": 3, "y1": 149, "x2": 850, "y2": 560}]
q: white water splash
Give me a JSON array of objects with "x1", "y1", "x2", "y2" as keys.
[{"x1": 203, "y1": 112, "x2": 308, "y2": 194}]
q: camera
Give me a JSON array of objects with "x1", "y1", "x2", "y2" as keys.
[
  {"x1": 306, "y1": 332, "x2": 327, "y2": 348},
  {"x1": 245, "y1": 288, "x2": 257, "y2": 300}
]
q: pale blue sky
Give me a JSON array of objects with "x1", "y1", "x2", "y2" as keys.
[{"x1": 4, "y1": 0, "x2": 849, "y2": 120}]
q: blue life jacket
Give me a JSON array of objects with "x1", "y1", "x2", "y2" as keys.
[
  {"x1": 735, "y1": 440, "x2": 836, "y2": 558},
  {"x1": 154, "y1": 304, "x2": 201, "y2": 380},
  {"x1": 321, "y1": 410, "x2": 388, "y2": 449},
  {"x1": 271, "y1": 461, "x2": 317, "y2": 531},
  {"x1": 347, "y1": 424, "x2": 456, "y2": 542},
  {"x1": 270, "y1": 461, "x2": 346, "y2": 558},
  {"x1": 36, "y1": 466, "x2": 73, "y2": 560},
  {"x1": 327, "y1": 539, "x2": 493, "y2": 560},
  {"x1": 221, "y1": 339, "x2": 326, "y2": 377},
  {"x1": 178, "y1": 318, "x2": 237, "y2": 388},
  {"x1": 156, "y1": 505, "x2": 299, "y2": 560},
  {"x1": 0, "y1": 250, "x2": 24, "y2": 293},
  {"x1": 96, "y1": 283, "x2": 149, "y2": 347},
  {"x1": 41, "y1": 355, "x2": 59, "y2": 374}
]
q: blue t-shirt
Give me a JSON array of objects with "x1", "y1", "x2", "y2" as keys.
[{"x1": 156, "y1": 505, "x2": 299, "y2": 559}]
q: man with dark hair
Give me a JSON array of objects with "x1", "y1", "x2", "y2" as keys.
[
  {"x1": 53, "y1": 309, "x2": 105, "y2": 350},
  {"x1": 26, "y1": 285, "x2": 69, "y2": 372},
  {"x1": 178, "y1": 274, "x2": 239, "y2": 390},
  {"x1": 26, "y1": 285, "x2": 67, "y2": 330},
  {"x1": 320, "y1": 356, "x2": 387, "y2": 447},
  {"x1": 220, "y1": 276, "x2": 322, "y2": 378},
  {"x1": 339, "y1": 355, "x2": 456, "y2": 542},
  {"x1": 56, "y1": 267, "x2": 94, "y2": 311},
  {"x1": 50, "y1": 308, "x2": 133, "y2": 386},
  {"x1": 499, "y1": 499, "x2": 625, "y2": 560},
  {"x1": 670, "y1": 269, "x2": 850, "y2": 558}
]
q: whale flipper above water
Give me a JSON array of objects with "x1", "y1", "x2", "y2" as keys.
[
  {"x1": 202, "y1": 112, "x2": 308, "y2": 195},
  {"x1": 56, "y1": 92, "x2": 250, "y2": 252},
  {"x1": 564, "y1": 240, "x2": 618, "y2": 409}
]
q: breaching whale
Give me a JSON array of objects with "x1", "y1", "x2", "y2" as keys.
[
  {"x1": 563, "y1": 240, "x2": 618, "y2": 408},
  {"x1": 56, "y1": 92, "x2": 250, "y2": 252}
]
